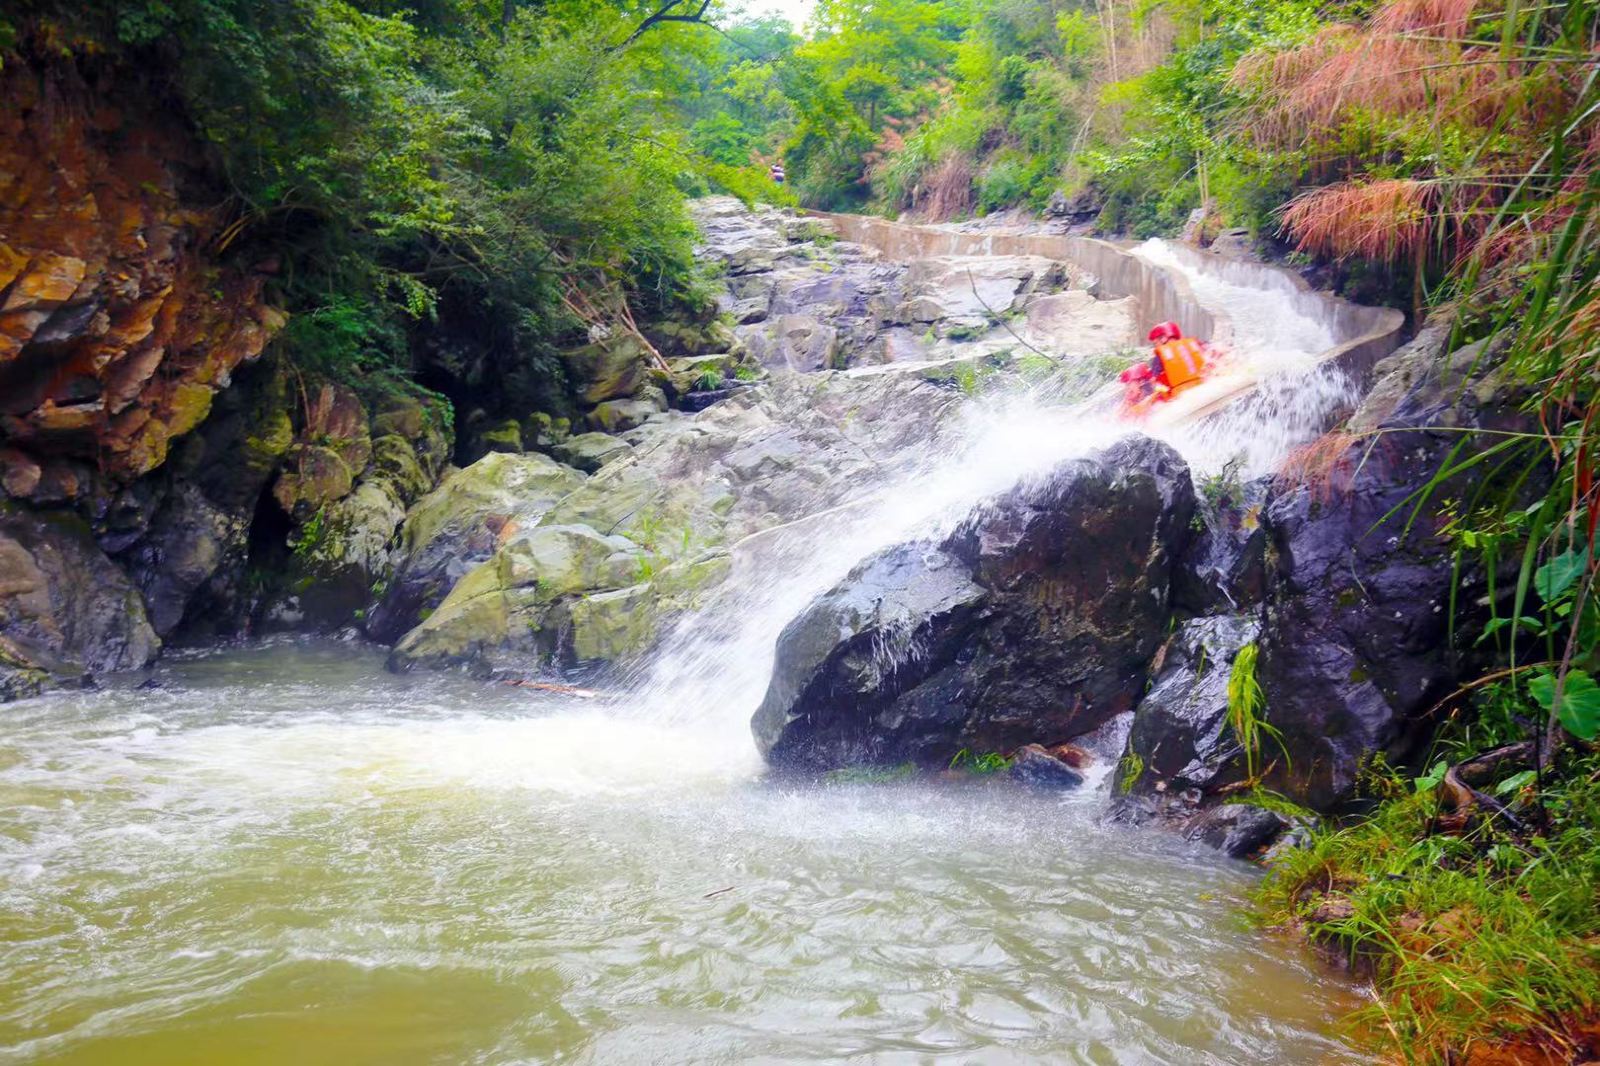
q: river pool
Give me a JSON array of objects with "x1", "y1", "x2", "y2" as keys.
[{"x1": 0, "y1": 640, "x2": 1364, "y2": 1065}]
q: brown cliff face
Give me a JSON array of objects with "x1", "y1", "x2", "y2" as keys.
[{"x1": 0, "y1": 53, "x2": 283, "y2": 498}]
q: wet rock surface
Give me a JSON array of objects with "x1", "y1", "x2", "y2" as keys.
[
  {"x1": 752, "y1": 436, "x2": 1196, "y2": 770},
  {"x1": 1118, "y1": 614, "x2": 1259, "y2": 801},
  {"x1": 1110, "y1": 323, "x2": 1530, "y2": 834},
  {"x1": 1245, "y1": 331, "x2": 1525, "y2": 810},
  {"x1": 1007, "y1": 745, "x2": 1088, "y2": 790},
  {"x1": 1181, "y1": 804, "x2": 1291, "y2": 859},
  {"x1": 0, "y1": 505, "x2": 159, "y2": 695}
]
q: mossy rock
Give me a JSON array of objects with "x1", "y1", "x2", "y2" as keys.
[
  {"x1": 276, "y1": 430, "x2": 453, "y2": 630},
  {"x1": 387, "y1": 573, "x2": 514, "y2": 671},
  {"x1": 0, "y1": 636, "x2": 51, "y2": 700},
  {"x1": 555, "y1": 549, "x2": 731, "y2": 665},
  {"x1": 399, "y1": 452, "x2": 585, "y2": 559},
  {"x1": 369, "y1": 435, "x2": 432, "y2": 501},
  {"x1": 386, "y1": 523, "x2": 642, "y2": 671},
  {"x1": 301, "y1": 383, "x2": 372, "y2": 474},
  {"x1": 560, "y1": 338, "x2": 649, "y2": 405},
  {"x1": 550, "y1": 432, "x2": 632, "y2": 473},
  {"x1": 369, "y1": 390, "x2": 453, "y2": 482},
  {"x1": 496, "y1": 524, "x2": 643, "y2": 603},
  {"x1": 665, "y1": 353, "x2": 745, "y2": 397},
  {"x1": 272, "y1": 444, "x2": 355, "y2": 523},
  {"x1": 478, "y1": 419, "x2": 524, "y2": 455},
  {"x1": 383, "y1": 526, "x2": 730, "y2": 673},
  {"x1": 586, "y1": 396, "x2": 662, "y2": 434},
  {"x1": 165, "y1": 381, "x2": 217, "y2": 439},
  {"x1": 243, "y1": 407, "x2": 295, "y2": 476},
  {"x1": 522, "y1": 412, "x2": 572, "y2": 449}
]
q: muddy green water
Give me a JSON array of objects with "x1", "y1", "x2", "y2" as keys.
[{"x1": 0, "y1": 641, "x2": 1362, "y2": 1065}]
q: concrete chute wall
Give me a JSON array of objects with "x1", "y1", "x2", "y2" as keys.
[{"x1": 807, "y1": 210, "x2": 1405, "y2": 389}]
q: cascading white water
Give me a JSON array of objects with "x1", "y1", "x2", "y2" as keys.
[
  {"x1": 615, "y1": 237, "x2": 1362, "y2": 767},
  {"x1": 617, "y1": 400, "x2": 1128, "y2": 772},
  {"x1": 1133, "y1": 238, "x2": 1361, "y2": 477}
]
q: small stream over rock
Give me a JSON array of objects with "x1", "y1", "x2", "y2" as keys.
[{"x1": 0, "y1": 198, "x2": 1421, "y2": 1061}]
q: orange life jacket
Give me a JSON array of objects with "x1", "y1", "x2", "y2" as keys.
[{"x1": 1154, "y1": 337, "x2": 1206, "y2": 393}]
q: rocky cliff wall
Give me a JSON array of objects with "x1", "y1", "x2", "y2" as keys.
[
  {"x1": 0, "y1": 49, "x2": 452, "y2": 698},
  {"x1": 0, "y1": 54, "x2": 284, "y2": 498}
]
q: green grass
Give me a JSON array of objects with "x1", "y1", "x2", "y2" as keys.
[
  {"x1": 1235, "y1": 786, "x2": 1317, "y2": 823},
  {"x1": 1254, "y1": 755, "x2": 1600, "y2": 1063},
  {"x1": 823, "y1": 763, "x2": 917, "y2": 784},
  {"x1": 289, "y1": 507, "x2": 328, "y2": 559},
  {"x1": 1226, "y1": 643, "x2": 1286, "y2": 780},
  {"x1": 1196, "y1": 457, "x2": 1245, "y2": 510},
  {"x1": 1117, "y1": 751, "x2": 1144, "y2": 794},
  {"x1": 948, "y1": 748, "x2": 1013, "y2": 774}
]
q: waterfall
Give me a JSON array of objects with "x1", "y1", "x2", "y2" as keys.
[
  {"x1": 1132, "y1": 239, "x2": 1360, "y2": 477},
  {"x1": 611, "y1": 235, "x2": 1367, "y2": 770}
]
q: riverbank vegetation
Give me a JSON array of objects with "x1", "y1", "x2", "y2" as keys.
[
  {"x1": 1, "y1": 0, "x2": 774, "y2": 409},
  {"x1": 1241, "y1": 0, "x2": 1600, "y2": 1057}
]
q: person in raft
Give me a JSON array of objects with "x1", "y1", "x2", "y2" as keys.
[{"x1": 1119, "y1": 321, "x2": 1212, "y2": 412}]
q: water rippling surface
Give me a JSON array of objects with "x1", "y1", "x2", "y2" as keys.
[{"x1": 0, "y1": 642, "x2": 1361, "y2": 1065}]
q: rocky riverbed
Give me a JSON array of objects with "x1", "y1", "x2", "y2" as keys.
[
  {"x1": 1, "y1": 191, "x2": 1516, "y2": 863},
  {"x1": 1, "y1": 195, "x2": 1158, "y2": 697}
]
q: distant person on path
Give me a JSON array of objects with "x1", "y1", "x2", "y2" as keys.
[{"x1": 769, "y1": 162, "x2": 785, "y2": 185}]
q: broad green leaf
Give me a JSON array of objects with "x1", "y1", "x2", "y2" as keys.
[
  {"x1": 1476, "y1": 615, "x2": 1544, "y2": 643},
  {"x1": 1529, "y1": 669, "x2": 1600, "y2": 741},
  {"x1": 1415, "y1": 760, "x2": 1448, "y2": 793},
  {"x1": 1494, "y1": 769, "x2": 1536, "y2": 796},
  {"x1": 1534, "y1": 549, "x2": 1587, "y2": 603}
]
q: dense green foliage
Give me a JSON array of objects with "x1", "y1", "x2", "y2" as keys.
[
  {"x1": 1257, "y1": 752, "x2": 1600, "y2": 1061},
  {"x1": 718, "y1": 0, "x2": 1342, "y2": 232},
  {"x1": 2, "y1": 0, "x2": 782, "y2": 411}
]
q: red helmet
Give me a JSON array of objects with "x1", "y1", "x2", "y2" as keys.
[
  {"x1": 1119, "y1": 363, "x2": 1153, "y2": 383},
  {"x1": 1147, "y1": 321, "x2": 1182, "y2": 343}
]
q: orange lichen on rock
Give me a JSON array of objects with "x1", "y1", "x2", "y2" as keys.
[{"x1": 0, "y1": 56, "x2": 284, "y2": 493}]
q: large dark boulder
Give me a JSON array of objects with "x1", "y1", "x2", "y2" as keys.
[
  {"x1": 1116, "y1": 328, "x2": 1531, "y2": 820},
  {"x1": 753, "y1": 436, "x2": 1196, "y2": 769},
  {"x1": 750, "y1": 541, "x2": 988, "y2": 767},
  {"x1": 1249, "y1": 333, "x2": 1527, "y2": 810},
  {"x1": 1182, "y1": 804, "x2": 1291, "y2": 859}
]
